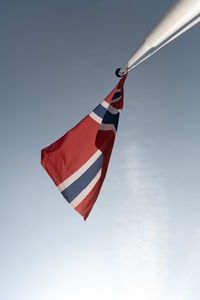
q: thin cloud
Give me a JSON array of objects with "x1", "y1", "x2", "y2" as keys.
[{"x1": 113, "y1": 142, "x2": 169, "y2": 300}]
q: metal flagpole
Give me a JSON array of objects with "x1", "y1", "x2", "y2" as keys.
[{"x1": 116, "y1": 0, "x2": 200, "y2": 77}]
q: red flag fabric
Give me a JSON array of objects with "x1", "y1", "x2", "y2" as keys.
[{"x1": 41, "y1": 75, "x2": 127, "y2": 220}]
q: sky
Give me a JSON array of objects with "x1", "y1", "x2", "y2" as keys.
[{"x1": 0, "y1": 0, "x2": 200, "y2": 299}]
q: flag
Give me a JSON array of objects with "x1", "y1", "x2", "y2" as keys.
[{"x1": 41, "y1": 74, "x2": 127, "y2": 220}]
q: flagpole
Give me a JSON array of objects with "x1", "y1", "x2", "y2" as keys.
[{"x1": 116, "y1": 0, "x2": 200, "y2": 77}]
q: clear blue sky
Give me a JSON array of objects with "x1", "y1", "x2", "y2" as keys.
[{"x1": 1, "y1": 1, "x2": 200, "y2": 299}]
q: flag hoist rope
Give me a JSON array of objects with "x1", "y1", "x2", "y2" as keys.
[{"x1": 116, "y1": 15, "x2": 200, "y2": 77}]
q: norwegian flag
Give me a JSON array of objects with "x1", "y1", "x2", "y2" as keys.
[{"x1": 41, "y1": 75, "x2": 127, "y2": 220}]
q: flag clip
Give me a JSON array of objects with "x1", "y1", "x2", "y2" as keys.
[{"x1": 115, "y1": 68, "x2": 127, "y2": 78}]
